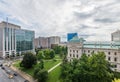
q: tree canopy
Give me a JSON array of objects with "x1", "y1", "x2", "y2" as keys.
[
  {"x1": 20, "y1": 52, "x2": 37, "y2": 68},
  {"x1": 61, "y1": 52, "x2": 115, "y2": 82},
  {"x1": 37, "y1": 49, "x2": 55, "y2": 60}
]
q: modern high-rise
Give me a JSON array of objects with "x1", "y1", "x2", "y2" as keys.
[
  {"x1": 67, "y1": 33, "x2": 78, "y2": 41},
  {"x1": 0, "y1": 21, "x2": 35, "y2": 58},
  {"x1": 111, "y1": 30, "x2": 120, "y2": 42}
]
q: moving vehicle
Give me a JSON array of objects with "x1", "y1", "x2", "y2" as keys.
[
  {"x1": 13, "y1": 73, "x2": 18, "y2": 76},
  {"x1": 0, "y1": 64, "x2": 2, "y2": 67},
  {"x1": 24, "y1": 80, "x2": 29, "y2": 82},
  {"x1": 1, "y1": 66, "x2": 5, "y2": 70}
]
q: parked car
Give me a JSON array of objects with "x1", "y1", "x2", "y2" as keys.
[
  {"x1": 13, "y1": 73, "x2": 18, "y2": 76},
  {"x1": 0, "y1": 64, "x2": 3, "y2": 67},
  {"x1": 24, "y1": 80, "x2": 29, "y2": 82},
  {"x1": 1, "y1": 66, "x2": 5, "y2": 70},
  {"x1": 0, "y1": 57, "x2": 3, "y2": 60}
]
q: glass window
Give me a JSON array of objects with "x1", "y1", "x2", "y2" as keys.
[
  {"x1": 114, "y1": 65, "x2": 117, "y2": 68},
  {"x1": 114, "y1": 52, "x2": 117, "y2": 55},
  {"x1": 77, "y1": 54, "x2": 78, "y2": 58},
  {"x1": 77, "y1": 50, "x2": 78, "y2": 53},
  {"x1": 108, "y1": 57, "x2": 111, "y2": 61},
  {"x1": 108, "y1": 52, "x2": 110, "y2": 55},
  {"x1": 114, "y1": 57, "x2": 117, "y2": 62},
  {"x1": 88, "y1": 50, "x2": 90, "y2": 53}
]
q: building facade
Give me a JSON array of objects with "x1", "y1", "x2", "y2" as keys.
[
  {"x1": 34, "y1": 37, "x2": 48, "y2": 49},
  {"x1": 67, "y1": 33, "x2": 78, "y2": 41},
  {"x1": 48, "y1": 36, "x2": 60, "y2": 48},
  {"x1": 67, "y1": 32, "x2": 120, "y2": 72},
  {"x1": 111, "y1": 30, "x2": 120, "y2": 42},
  {"x1": 0, "y1": 21, "x2": 35, "y2": 58},
  {"x1": 34, "y1": 36, "x2": 60, "y2": 49}
]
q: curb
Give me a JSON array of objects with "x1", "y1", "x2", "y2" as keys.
[{"x1": 10, "y1": 66, "x2": 36, "y2": 82}]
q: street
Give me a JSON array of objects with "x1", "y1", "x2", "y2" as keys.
[{"x1": 0, "y1": 59, "x2": 26, "y2": 82}]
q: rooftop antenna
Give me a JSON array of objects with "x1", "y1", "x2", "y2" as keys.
[
  {"x1": 6, "y1": 17, "x2": 8, "y2": 28},
  {"x1": 6, "y1": 17, "x2": 8, "y2": 37}
]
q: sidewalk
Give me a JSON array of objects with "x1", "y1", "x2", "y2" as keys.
[
  {"x1": 10, "y1": 65, "x2": 36, "y2": 82},
  {"x1": 48, "y1": 62, "x2": 62, "y2": 73}
]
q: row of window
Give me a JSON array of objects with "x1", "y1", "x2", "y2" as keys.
[
  {"x1": 70, "y1": 49, "x2": 118, "y2": 55},
  {"x1": 69, "y1": 54, "x2": 79, "y2": 58},
  {"x1": 108, "y1": 57, "x2": 117, "y2": 62},
  {"x1": 69, "y1": 53, "x2": 118, "y2": 62},
  {"x1": 84, "y1": 50, "x2": 117, "y2": 55},
  {"x1": 70, "y1": 50, "x2": 78, "y2": 53}
]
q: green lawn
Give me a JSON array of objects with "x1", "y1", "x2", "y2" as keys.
[
  {"x1": 44, "y1": 59, "x2": 61, "y2": 70},
  {"x1": 13, "y1": 59, "x2": 61, "y2": 76},
  {"x1": 13, "y1": 60, "x2": 37, "y2": 76},
  {"x1": 54, "y1": 55, "x2": 61, "y2": 59},
  {"x1": 47, "y1": 65, "x2": 63, "y2": 82}
]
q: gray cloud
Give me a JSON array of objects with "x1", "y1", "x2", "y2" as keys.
[
  {"x1": 0, "y1": 0, "x2": 120, "y2": 41},
  {"x1": 74, "y1": 12, "x2": 94, "y2": 19},
  {"x1": 94, "y1": 18, "x2": 118, "y2": 23}
]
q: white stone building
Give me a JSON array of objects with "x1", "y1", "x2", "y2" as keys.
[{"x1": 67, "y1": 32, "x2": 120, "y2": 72}]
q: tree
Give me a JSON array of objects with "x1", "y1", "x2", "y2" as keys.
[
  {"x1": 37, "y1": 51, "x2": 44, "y2": 60},
  {"x1": 49, "y1": 50, "x2": 55, "y2": 59},
  {"x1": 44, "y1": 49, "x2": 50, "y2": 59},
  {"x1": 53, "y1": 46, "x2": 61, "y2": 54},
  {"x1": 53, "y1": 45, "x2": 67, "y2": 58},
  {"x1": 34, "y1": 68, "x2": 48, "y2": 82},
  {"x1": 61, "y1": 52, "x2": 115, "y2": 82},
  {"x1": 39, "y1": 60, "x2": 44, "y2": 69},
  {"x1": 20, "y1": 52, "x2": 37, "y2": 68}
]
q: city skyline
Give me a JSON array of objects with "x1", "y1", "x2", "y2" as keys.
[{"x1": 0, "y1": 0, "x2": 120, "y2": 41}]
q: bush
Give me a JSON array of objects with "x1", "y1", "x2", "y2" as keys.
[{"x1": 34, "y1": 68, "x2": 48, "y2": 82}]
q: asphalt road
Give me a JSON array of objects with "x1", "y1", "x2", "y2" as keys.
[{"x1": 0, "y1": 59, "x2": 26, "y2": 82}]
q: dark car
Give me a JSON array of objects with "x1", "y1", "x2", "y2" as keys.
[
  {"x1": 0, "y1": 57, "x2": 3, "y2": 60},
  {"x1": 13, "y1": 73, "x2": 18, "y2": 76},
  {"x1": 0, "y1": 64, "x2": 3, "y2": 67},
  {"x1": 1, "y1": 66, "x2": 5, "y2": 70},
  {"x1": 24, "y1": 80, "x2": 29, "y2": 82},
  {"x1": 6, "y1": 71, "x2": 11, "y2": 74}
]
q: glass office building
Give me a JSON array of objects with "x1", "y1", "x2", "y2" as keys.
[
  {"x1": 111, "y1": 30, "x2": 120, "y2": 42},
  {"x1": 67, "y1": 33, "x2": 78, "y2": 41},
  {"x1": 0, "y1": 21, "x2": 35, "y2": 58},
  {"x1": 15, "y1": 29, "x2": 34, "y2": 53}
]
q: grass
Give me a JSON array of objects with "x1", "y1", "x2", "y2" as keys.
[
  {"x1": 13, "y1": 58, "x2": 62, "y2": 76},
  {"x1": 54, "y1": 55, "x2": 61, "y2": 59},
  {"x1": 44, "y1": 59, "x2": 61, "y2": 70},
  {"x1": 47, "y1": 65, "x2": 63, "y2": 82},
  {"x1": 13, "y1": 60, "x2": 36, "y2": 76}
]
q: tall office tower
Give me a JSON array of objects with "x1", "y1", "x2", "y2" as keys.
[
  {"x1": 0, "y1": 21, "x2": 35, "y2": 58},
  {"x1": 111, "y1": 30, "x2": 120, "y2": 42},
  {"x1": 67, "y1": 33, "x2": 78, "y2": 41}
]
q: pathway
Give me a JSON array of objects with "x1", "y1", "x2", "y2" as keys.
[{"x1": 48, "y1": 62, "x2": 62, "y2": 73}]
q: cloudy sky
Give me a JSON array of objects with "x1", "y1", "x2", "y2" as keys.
[{"x1": 0, "y1": 0, "x2": 120, "y2": 41}]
